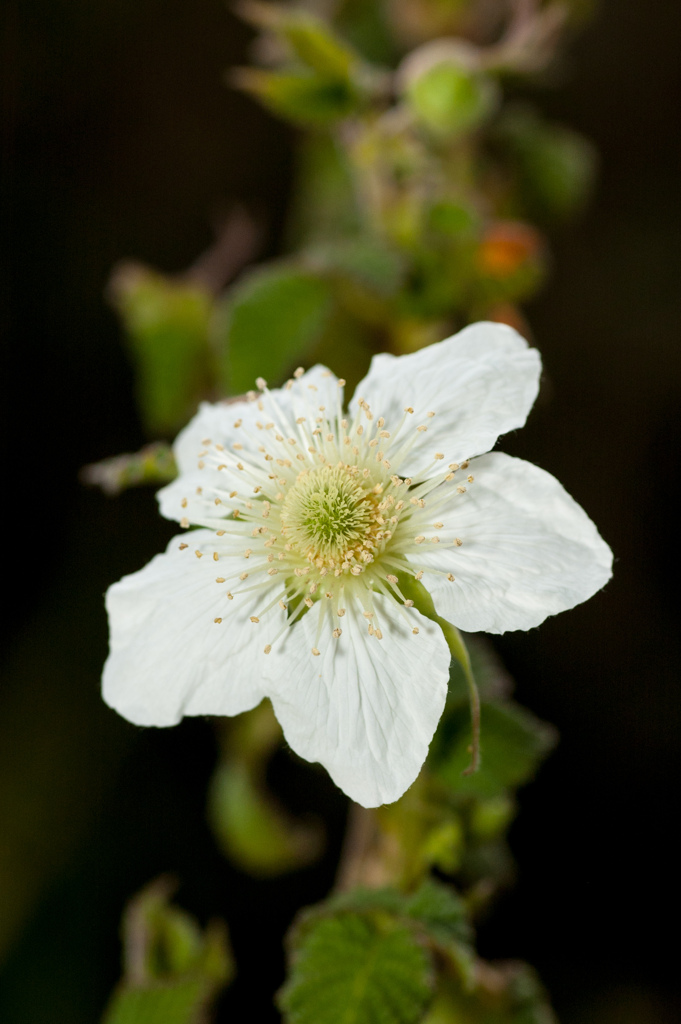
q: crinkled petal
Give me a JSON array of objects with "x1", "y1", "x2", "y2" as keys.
[
  {"x1": 351, "y1": 322, "x2": 541, "y2": 476},
  {"x1": 103, "y1": 530, "x2": 286, "y2": 726},
  {"x1": 159, "y1": 365, "x2": 341, "y2": 524},
  {"x1": 267, "y1": 595, "x2": 450, "y2": 807},
  {"x1": 411, "y1": 452, "x2": 613, "y2": 633}
]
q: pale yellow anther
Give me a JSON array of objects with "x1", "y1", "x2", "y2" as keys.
[
  {"x1": 412, "y1": 627, "x2": 419, "y2": 635},
  {"x1": 434, "y1": 522, "x2": 444, "y2": 529},
  {"x1": 216, "y1": 530, "x2": 226, "y2": 537},
  {"x1": 351, "y1": 565, "x2": 362, "y2": 575},
  {"x1": 434, "y1": 453, "x2": 444, "y2": 460},
  {"x1": 244, "y1": 549, "x2": 252, "y2": 559},
  {"x1": 415, "y1": 536, "x2": 425, "y2": 544},
  {"x1": 264, "y1": 644, "x2": 272, "y2": 654},
  {"x1": 312, "y1": 647, "x2": 320, "y2": 656},
  {"x1": 239, "y1": 572, "x2": 248, "y2": 580},
  {"x1": 250, "y1": 616, "x2": 260, "y2": 623},
  {"x1": 461, "y1": 460, "x2": 469, "y2": 469},
  {"x1": 338, "y1": 379, "x2": 346, "y2": 387},
  {"x1": 229, "y1": 491, "x2": 237, "y2": 498},
  {"x1": 455, "y1": 537, "x2": 463, "y2": 546},
  {"x1": 417, "y1": 425, "x2": 428, "y2": 433},
  {"x1": 198, "y1": 460, "x2": 205, "y2": 469},
  {"x1": 447, "y1": 573, "x2": 455, "y2": 581},
  {"x1": 338, "y1": 608, "x2": 346, "y2": 617},
  {"x1": 227, "y1": 592, "x2": 234, "y2": 600},
  {"x1": 379, "y1": 430, "x2": 390, "y2": 438},
  {"x1": 179, "y1": 543, "x2": 188, "y2": 550},
  {"x1": 405, "y1": 406, "x2": 414, "y2": 414},
  {"x1": 431, "y1": 536, "x2": 440, "y2": 543},
  {"x1": 415, "y1": 570, "x2": 424, "y2": 580},
  {"x1": 386, "y1": 574, "x2": 399, "y2": 584},
  {"x1": 467, "y1": 475, "x2": 474, "y2": 483},
  {"x1": 233, "y1": 443, "x2": 243, "y2": 451},
  {"x1": 216, "y1": 576, "x2": 225, "y2": 583},
  {"x1": 233, "y1": 419, "x2": 242, "y2": 428},
  {"x1": 404, "y1": 599, "x2": 414, "y2": 607},
  {"x1": 279, "y1": 600, "x2": 287, "y2": 609},
  {"x1": 305, "y1": 598, "x2": 313, "y2": 608},
  {"x1": 213, "y1": 552, "x2": 219, "y2": 562},
  {"x1": 236, "y1": 462, "x2": 244, "y2": 471},
  {"x1": 333, "y1": 628, "x2": 342, "y2": 639},
  {"x1": 181, "y1": 497, "x2": 188, "y2": 508},
  {"x1": 363, "y1": 611, "x2": 374, "y2": 619},
  {"x1": 214, "y1": 617, "x2": 222, "y2": 624},
  {"x1": 374, "y1": 629, "x2": 383, "y2": 640},
  {"x1": 267, "y1": 567, "x2": 278, "y2": 576},
  {"x1": 294, "y1": 367, "x2": 305, "y2": 378},
  {"x1": 457, "y1": 486, "x2": 467, "y2": 494},
  {"x1": 256, "y1": 377, "x2": 267, "y2": 390},
  {"x1": 195, "y1": 550, "x2": 203, "y2": 558}
]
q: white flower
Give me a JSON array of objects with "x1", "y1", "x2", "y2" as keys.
[{"x1": 103, "y1": 322, "x2": 612, "y2": 807}]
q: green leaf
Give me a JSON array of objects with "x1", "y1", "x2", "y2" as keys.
[
  {"x1": 289, "y1": 881, "x2": 475, "y2": 988},
  {"x1": 109, "y1": 263, "x2": 214, "y2": 435},
  {"x1": 279, "y1": 912, "x2": 432, "y2": 1024},
  {"x1": 234, "y1": 67, "x2": 359, "y2": 126},
  {"x1": 215, "y1": 263, "x2": 333, "y2": 394},
  {"x1": 431, "y1": 699, "x2": 557, "y2": 799},
  {"x1": 80, "y1": 442, "x2": 177, "y2": 496},
  {"x1": 101, "y1": 878, "x2": 233, "y2": 1024},
  {"x1": 406, "y1": 63, "x2": 498, "y2": 138}
]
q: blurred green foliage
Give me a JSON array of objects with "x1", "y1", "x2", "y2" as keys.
[{"x1": 101, "y1": 879, "x2": 233, "y2": 1024}]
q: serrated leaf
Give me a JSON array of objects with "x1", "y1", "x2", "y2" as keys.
[
  {"x1": 215, "y1": 263, "x2": 333, "y2": 394},
  {"x1": 288, "y1": 881, "x2": 475, "y2": 988},
  {"x1": 279, "y1": 913, "x2": 432, "y2": 1024},
  {"x1": 234, "y1": 67, "x2": 359, "y2": 126},
  {"x1": 109, "y1": 264, "x2": 213, "y2": 434},
  {"x1": 431, "y1": 700, "x2": 557, "y2": 799}
]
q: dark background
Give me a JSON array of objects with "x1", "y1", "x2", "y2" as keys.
[{"x1": 1, "y1": 0, "x2": 680, "y2": 1020}]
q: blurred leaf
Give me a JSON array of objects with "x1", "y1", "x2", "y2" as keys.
[
  {"x1": 238, "y1": 2, "x2": 359, "y2": 80},
  {"x1": 496, "y1": 106, "x2": 596, "y2": 224},
  {"x1": 233, "y1": 67, "x2": 360, "y2": 126},
  {"x1": 304, "y1": 237, "x2": 407, "y2": 296},
  {"x1": 422, "y1": 962, "x2": 557, "y2": 1024},
  {"x1": 101, "y1": 878, "x2": 232, "y2": 1024},
  {"x1": 215, "y1": 263, "x2": 333, "y2": 393},
  {"x1": 81, "y1": 442, "x2": 176, "y2": 496},
  {"x1": 279, "y1": 912, "x2": 432, "y2": 1024},
  {"x1": 287, "y1": 135, "x2": 361, "y2": 246},
  {"x1": 109, "y1": 264, "x2": 214, "y2": 435},
  {"x1": 405, "y1": 63, "x2": 497, "y2": 138},
  {"x1": 208, "y1": 759, "x2": 323, "y2": 876},
  {"x1": 431, "y1": 699, "x2": 557, "y2": 799}
]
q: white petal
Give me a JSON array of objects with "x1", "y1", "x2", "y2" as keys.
[
  {"x1": 267, "y1": 595, "x2": 450, "y2": 807},
  {"x1": 411, "y1": 452, "x2": 613, "y2": 633},
  {"x1": 103, "y1": 530, "x2": 286, "y2": 726},
  {"x1": 159, "y1": 365, "x2": 341, "y2": 525},
  {"x1": 351, "y1": 322, "x2": 541, "y2": 475}
]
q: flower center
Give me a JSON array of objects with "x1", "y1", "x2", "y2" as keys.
[{"x1": 280, "y1": 465, "x2": 381, "y2": 568}]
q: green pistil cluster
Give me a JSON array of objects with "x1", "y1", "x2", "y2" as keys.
[{"x1": 280, "y1": 465, "x2": 380, "y2": 567}]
